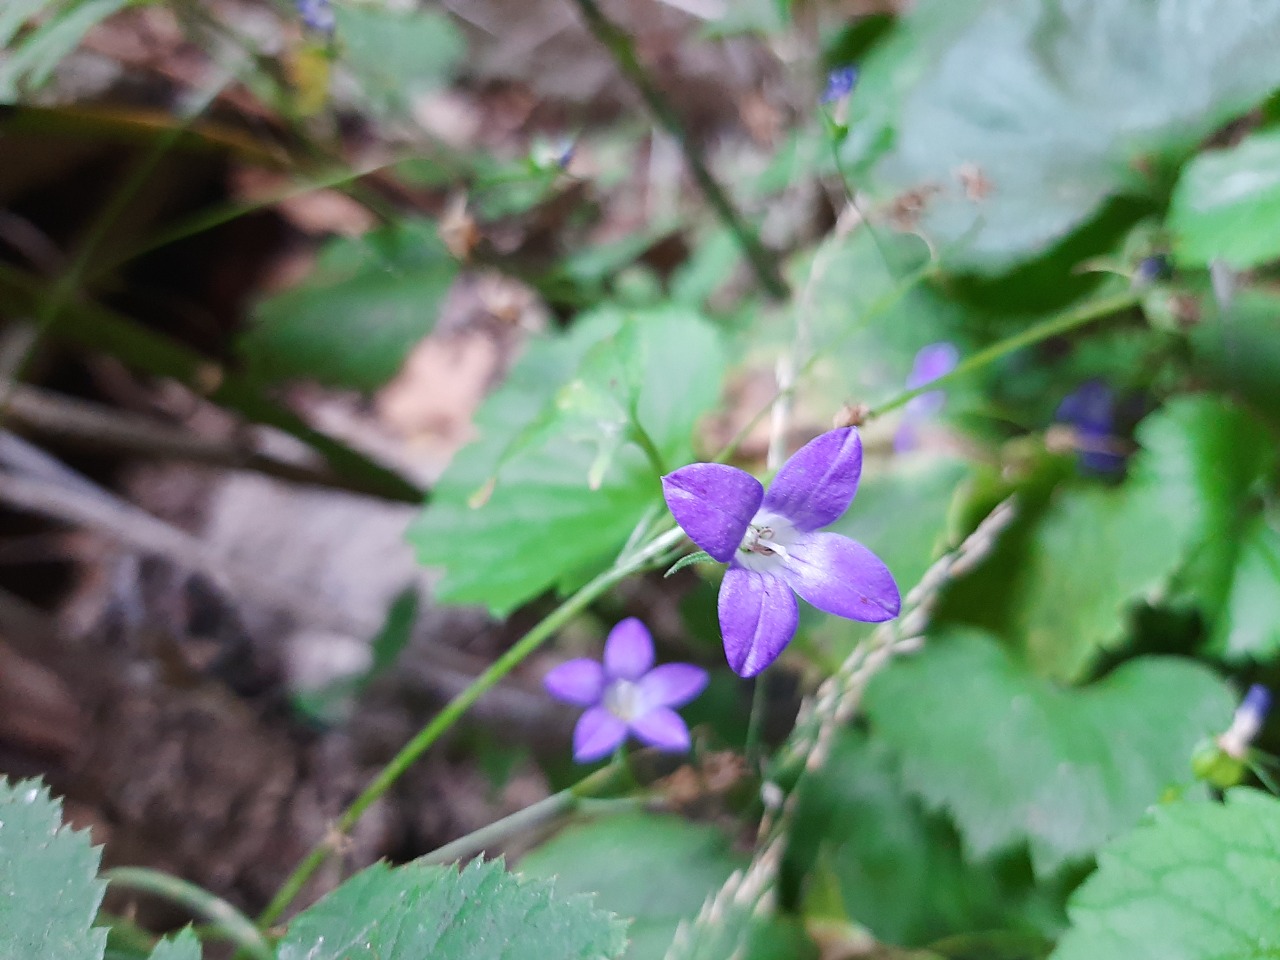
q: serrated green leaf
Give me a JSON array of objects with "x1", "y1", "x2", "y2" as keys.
[
  {"x1": 146, "y1": 929, "x2": 201, "y2": 960},
  {"x1": 520, "y1": 813, "x2": 745, "y2": 960},
  {"x1": 277, "y1": 858, "x2": 627, "y2": 960},
  {"x1": 866, "y1": 0, "x2": 1280, "y2": 271},
  {"x1": 241, "y1": 220, "x2": 456, "y2": 390},
  {"x1": 333, "y1": 3, "x2": 465, "y2": 115},
  {"x1": 409, "y1": 306, "x2": 726, "y2": 615},
  {"x1": 788, "y1": 729, "x2": 1062, "y2": 947},
  {"x1": 1008, "y1": 396, "x2": 1265, "y2": 681},
  {"x1": 1206, "y1": 515, "x2": 1280, "y2": 661},
  {"x1": 863, "y1": 629, "x2": 1235, "y2": 875},
  {"x1": 0, "y1": 777, "x2": 107, "y2": 960},
  {"x1": 1170, "y1": 130, "x2": 1280, "y2": 269},
  {"x1": 1051, "y1": 789, "x2": 1280, "y2": 960}
]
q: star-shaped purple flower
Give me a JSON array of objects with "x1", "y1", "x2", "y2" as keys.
[
  {"x1": 661, "y1": 428, "x2": 900, "y2": 678},
  {"x1": 544, "y1": 618, "x2": 708, "y2": 763}
]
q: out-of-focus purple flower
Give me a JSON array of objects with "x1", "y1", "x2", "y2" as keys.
[
  {"x1": 1055, "y1": 380, "x2": 1125, "y2": 475},
  {"x1": 895, "y1": 342, "x2": 959, "y2": 453},
  {"x1": 661, "y1": 428, "x2": 900, "y2": 678},
  {"x1": 821, "y1": 66, "x2": 858, "y2": 104},
  {"x1": 1219, "y1": 684, "x2": 1271, "y2": 759},
  {"x1": 297, "y1": 0, "x2": 335, "y2": 33},
  {"x1": 544, "y1": 618, "x2": 707, "y2": 763}
]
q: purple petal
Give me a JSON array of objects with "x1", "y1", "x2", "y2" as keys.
[
  {"x1": 604, "y1": 617, "x2": 653, "y2": 681},
  {"x1": 907, "y1": 342, "x2": 959, "y2": 390},
  {"x1": 637, "y1": 664, "x2": 708, "y2": 709},
  {"x1": 544, "y1": 658, "x2": 605, "y2": 707},
  {"x1": 573, "y1": 707, "x2": 627, "y2": 763},
  {"x1": 762, "y1": 428, "x2": 863, "y2": 533},
  {"x1": 629, "y1": 707, "x2": 692, "y2": 753},
  {"x1": 718, "y1": 568, "x2": 799, "y2": 678},
  {"x1": 782, "y1": 533, "x2": 900, "y2": 622},
  {"x1": 662, "y1": 463, "x2": 762, "y2": 562}
]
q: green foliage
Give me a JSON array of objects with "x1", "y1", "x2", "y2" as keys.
[
  {"x1": 788, "y1": 729, "x2": 1062, "y2": 948},
  {"x1": 0, "y1": 778, "x2": 106, "y2": 960},
  {"x1": 242, "y1": 220, "x2": 457, "y2": 391},
  {"x1": 333, "y1": 2, "x2": 465, "y2": 115},
  {"x1": 974, "y1": 396, "x2": 1268, "y2": 682},
  {"x1": 862, "y1": 0, "x2": 1280, "y2": 270},
  {"x1": 1051, "y1": 789, "x2": 1280, "y2": 960},
  {"x1": 409, "y1": 306, "x2": 726, "y2": 615},
  {"x1": 863, "y1": 629, "x2": 1235, "y2": 875},
  {"x1": 144, "y1": 930, "x2": 202, "y2": 960},
  {"x1": 1204, "y1": 515, "x2": 1280, "y2": 660},
  {"x1": 277, "y1": 857, "x2": 627, "y2": 960},
  {"x1": 519, "y1": 813, "x2": 745, "y2": 960},
  {"x1": 1169, "y1": 129, "x2": 1280, "y2": 268},
  {"x1": 0, "y1": 0, "x2": 131, "y2": 102}
]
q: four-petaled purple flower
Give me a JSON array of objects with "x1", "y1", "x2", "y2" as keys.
[
  {"x1": 661, "y1": 428, "x2": 900, "y2": 678},
  {"x1": 545, "y1": 618, "x2": 708, "y2": 763},
  {"x1": 821, "y1": 66, "x2": 859, "y2": 104},
  {"x1": 895, "y1": 342, "x2": 959, "y2": 453}
]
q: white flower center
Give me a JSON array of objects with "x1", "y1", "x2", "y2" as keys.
[
  {"x1": 735, "y1": 511, "x2": 797, "y2": 573},
  {"x1": 603, "y1": 679, "x2": 645, "y2": 721}
]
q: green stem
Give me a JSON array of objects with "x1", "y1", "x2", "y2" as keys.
[
  {"x1": 104, "y1": 867, "x2": 272, "y2": 960},
  {"x1": 564, "y1": 0, "x2": 788, "y2": 301},
  {"x1": 629, "y1": 421, "x2": 669, "y2": 478},
  {"x1": 419, "y1": 763, "x2": 636, "y2": 865},
  {"x1": 258, "y1": 524, "x2": 686, "y2": 927},
  {"x1": 744, "y1": 672, "x2": 767, "y2": 768},
  {"x1": 868, "y1": 289, "x2": 1140, "y2": 419}
]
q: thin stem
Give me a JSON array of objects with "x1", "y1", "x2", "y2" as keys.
[
  {"x1": 629, "y1": 421, "x2": 669, "y2": 478},
  {"x1": 744, "y1": 672, "x2": 767, "y2": 768},
  {"x1": 867, "y1": 289, "x2": 1140, "y2": 419},
  {"x1": 104, "y1": 867, "x2": 272, "y2": 960},
  {"x1": 419, "y1": 762, "x2": 635, "y2": 865},
  {"x1": 563, "y1": 0, "x2": 788, "y2": 301},
  {"x1": 259, "y1": 524, "x2": 687, "y2": 927}
]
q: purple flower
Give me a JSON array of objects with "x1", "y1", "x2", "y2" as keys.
[
  {"x1": 661, "y1": 428, "x2": 900, "y2": 678},
  {"x1": 821, "y1": 66, "x2": 859, "y2": 104},
  {"x1": 895, "y1": 342, "x2": 959, "y2": 453},
  {"x1": 544, "y1": 618, "x2": 707, "y2": 763},
  {"x1": 1056, "y1": 380, "x2": 1125, "y2": 475},
  {"x1": 297, "y1": 0, "x2": 335, "y2": 33}
]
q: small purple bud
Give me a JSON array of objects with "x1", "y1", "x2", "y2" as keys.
[
  {"x1": 1132, "y1": 255, "x2": 1170, "y2": 287},
  {"x1": 896, "y1": 342, "x2": 959, "y2": 453},
  {"x1": 821, "y1": 66, "x2": 858, "y2": 105},
  {"x1": 1241, "y1": 684, "x2": 1272, "y2": 726},
  {"x1": 1220, "y1": 683, "x2": 1271, "y2": 759}
]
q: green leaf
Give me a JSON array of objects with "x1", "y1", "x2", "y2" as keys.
[
  {"x1": 1205, "y1": 515, "x2": 1280, "y2": 661},
  {"x1": 147, "y1": 929, "x2": 201, "y2": 960},
  {"x1": 242, "y1": 220, "x2": 457, "y2": 390},
  {"x1": 1007, "y1": 396, "x2": 1263, "y2": 681},
  {"x1": 665, "y1": 551, "x2": 716, "y2": 578},
  {"x1": 1169, "y1": 130, "x2": 1280, "y2": 268},
  {"x1": 333, "y1": 3, "x2": 465, "y2": 115},
  {"x1": 863, "y1": 629, "x2": 1235, "y2": 875},
  {"x1": 867, "y1": 0, "x2": 1280, "y2": 271},
  {"x1": 519, "y1": 813, "x2": 745, "y2": 960},
  {"x1": 1051, "y1": 789, "x2": 1280, "y2": 960},
  {"x1": 0, "y1": 777, "x2": 107, "y2": 960},
  {"x1": 788, "y1": 729, "x2": 1062, "y2": 947},
  {"x1": 409, "y1": 306, "x2": 726, "y2": 615},
  {"x1": 277, "y1": 858, "x2": 627, "y2": 960}
]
